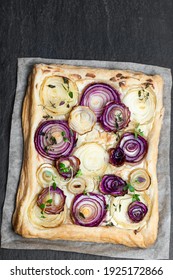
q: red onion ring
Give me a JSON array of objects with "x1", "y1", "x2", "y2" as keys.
[
  {"x1": 71, "y1": 192, "x2": 107, "y2": 227},
  {"x1": 100, "y1": 101, "x2": 131, "y2": 132},
  {"x1": 56, "y1": 156, "x2": 80, "y2": 179},
  {"x1": 37, "y1": 186, "x2": 66, "y2": 215},
  {"x1": 118, "y1": 132, "x2": 148, "y2": 163},
  {"x1": 99, "y1": 175, "x2": 127, "y2": 196},
  {"x1": 34, "y1": 120, "x2": 76, "y2": 160},
  {"x1": 128, "y1": 201, "x2": 148, "y2": 222},
  {"x1": 80, "y1": 83, "x2": 121, "y2": 120},
  {"x1": 109, "y1": 147, "x2": 126, "y2": 167}
]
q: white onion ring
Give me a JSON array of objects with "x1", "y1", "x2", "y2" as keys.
[
  {"x1": 68, "y1": 106, "x2": 96, "y2": 134},
  {"x1": 40, "y1": 76, "x2": 79, "y2": 116},
  {"x1": 123, "y1": 86, "x2": 156, "y2": 124},
  {"x1": 129, "y1": 168, "x2": 151, "y2": 191},
  {"x1": 74, "y1": 143, "x2": 109, "y2": 176},
  {"x1": 67, "y1": 178, "x2": 86, "y2": 194},
  {"x1": 28, "y1": 198, "x2": 67, "y2": 228},
  {"x1": 36, "y1": 163, "x2": 60, "y2": 188}
]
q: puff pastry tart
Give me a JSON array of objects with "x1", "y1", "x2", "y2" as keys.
[{"x1": 13, "y1": 64, "x2": 164, "y2": 248}]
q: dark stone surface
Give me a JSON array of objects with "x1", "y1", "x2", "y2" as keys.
[{"x1": 0, "y1": 0, "x2": 172, "y2": 260}]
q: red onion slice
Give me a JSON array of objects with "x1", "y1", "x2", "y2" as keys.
[
  {"x1": 128, "y1": 201, "x2": 148, "y2": 222},
  {"x1": 118, "y1": 132, "x2": 148, "y2": 163},
  {"x1": 37, "y1": 186, "x2": 66, "y2": 215},
  {"x1": 56, "y1": 156, "x2": 80, "y2": 179},
  {"x1": 100, "y1": 102, "x2": 131, "y2": 132},
  {"x1": 109, "y1": 147, "x2": 126, "y2": 167},
  {"x1": 34, "y1": 120, "x2": 76, "y2": 160},
  {"x1": 71, "y1": 192, "x2": 107, "y2": 227},
  {"x1": 99, "y1": 175, "x2": 127, "y2": 196},
  {"x1": 80, "y1": 83, "x2": 121, "y2": 120}
]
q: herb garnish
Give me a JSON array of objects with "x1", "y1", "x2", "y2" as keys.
[
  {"x1": 43, "y1": 114, "x2": 53, "y2": 120},
  {"x1": 134, "y1": 123, "x2": 144, "y2": 139},
  {"x1": 79, "y1": 212, "x2": 85, "y2": 219},
  {"x1": 135, "y1": 176, "x2": 146, "y2": 183},
  {"x1": 105, "y1": 204, "x2": 109, "y2": 210},
  {"x1": 75, "y1": 169, "x2": 83, "y2": 177},
  {"x1": 50, "y1": 101, "x2": 56, "y2": 108},
  {"x1": 106, "y1": 222, "x2": 114, "y2": 227},
  {"x1": 59, "y1": 162, "x2": 70, "y2": 173},
  {"x1": 52, "y1": 181, "x2": 57, "y2": 190},
  {"x1": 63, "y1": 77, "x2": 69, "y2": 84},
  {"x1": 123, "y1": 183, "x2": 135, "y2": 193},
  {"x1": 68, "y1": 91, "x2": 73, "y2": 99},
  {"x1": 138, "y1": 89, "x2": 150, "y2": 102},
  {"x1": 46, "y1": 199, "x2": 53, "y2": 204},
  {"x1": 132, "y1": 194, "x2": 140, "y2": 202},
  {"x1": 50, "y1": 136, "x2": 57, "y2": 144},
  {"x1": 47, "y1": 84, "x2": 56, "y2": 88},
  {"x1": 61, "y1": 131, "x2": 70, "y2": 143}
]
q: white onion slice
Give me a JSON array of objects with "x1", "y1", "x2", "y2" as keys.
[
  {"x1": 40, "y1": 76, "x2": 79, "y2": 116},
  {"x1": 129, "y1": 168, "x2": 151, "y2": 191},
  {"x1": 110, "y1": 193, "x2": 151, "y2": 230},
  {"x1": 74, "y1": 143, "x2": 109, "y2": 176},
  {"x1": 36, "y1": 163, "x2": 60, "y2": 188},
  {"x1": 68, "y1": 106, "x2": 96, "y2": 134},
  {"x1": 28, "y1": 198, "x2": 66, "y2": 228},
  {"x1": 67, "y1": 178, "x2": 86, "y2": 194},
  {"x1": 123, "y1": 86, "x2": 156, "y2": 124}
]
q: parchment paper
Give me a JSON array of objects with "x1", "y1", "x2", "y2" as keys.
[{"x1": 1, "y1": 58, "x2": 172, "y2": 259}]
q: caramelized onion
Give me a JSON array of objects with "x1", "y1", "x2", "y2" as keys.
[
  {"x1": 56, "y1": 156, "x2": 80, "y2": 179},
  {"x1": 68, "y1": 106, "x2": 96, "y2": 134},
  {"x1": 129, "y1": 168, "x2": 151, "y2": 191},
  {"x1": 37, "y1": 186, "x2": 66, "y2": 215}
]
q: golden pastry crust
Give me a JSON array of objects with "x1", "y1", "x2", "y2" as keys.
[{"x1": 12, "y1": 64, "x2": 164, "y2": 248}]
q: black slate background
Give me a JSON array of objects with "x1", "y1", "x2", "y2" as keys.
[{"x1": 0, "y1": 0, "x2": 172, "y2": 260}]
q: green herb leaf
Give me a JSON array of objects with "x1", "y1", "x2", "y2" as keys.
[
  {"x1": 43, "y1": 114, "x2": 53, "y2": 120},
  {"x1": 124, "y1": 183, "x2": 135, "y2": 192},
  {"x1": 134, "y1": 123, "x2": 144, "y2": 139},
  {"x1": 47, "y1": 84, "x2": 56, "y2": 88},
  {"x1": 50, "y1": 136, "x2": 57, "y2": 144},
  {"x1": 105, "y1": 204, "x2": 109, "y2": 210},
  {"x1": 52, "y1": 182, "x2": 57, "y2": 190},
  {"x1": 59, "y1": 162, "x2": 66, "y2": 169},
  {"x1": 132, "y1": 194, "x2": 140, "y2": 202},
  {"x1": 75, "y1": 169, "x2": 83, "y2": 177},
  {"x1": 106, "y1": 222, "x2": 114, "y2": 226},
  {"x1": 46, "y1": 199, "x2": 53, "y2": 204},
  {"x1": 68, "y1": 91, "x2": 73, "y2": 99},
  {"x1": 83, "y1": 190, "x2": 87, "y2": 195},
  {"x1": 119, "y1": 204, "x2": 122, "y2": 212},
  {"x1": 61, "y1": 131, "x2": 65, "y2": 137},
  {"x1": 50, "y1": 101, "x2": 56, "y2": 108},
  {"x1": 63, "y1": 137, "x2": 70, "y2": 143},
  {"x1": 40, "y1": 203, "x2": 45, "y2": 210},
  {"x1": 40, "y1": 215, "x2": 46, "y2": 219},
  {"x1": 79, "y1": 212, "x2": 85, "y2": 219},
  {"x1": 63, "y1": 77, "x2": 69, "y2": 84}
]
